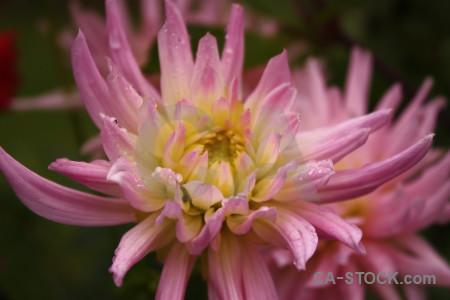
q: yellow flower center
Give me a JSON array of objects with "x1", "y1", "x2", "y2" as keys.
[{"x1": 199, "y1": 129, "x2": 245, "y2": 167}]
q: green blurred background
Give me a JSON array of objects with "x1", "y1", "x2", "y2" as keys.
[{"x1": 0, "y1": 0, "x2": 449, "y2": 299}]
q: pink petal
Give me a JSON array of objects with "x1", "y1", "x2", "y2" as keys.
[
  {"x1": 155, "y1": 242, "x2": 196, "y2": 300},
  {"x1": 253, "y1": 209, "x2": 318, "y2": 270},
  {"x1": 108, "y1": 157, "x2": 167, "y2": 212},
  {"x1": 0, "y1": 147, "x2": 136, "y2": 226},
  {"x1": 389, "y1": 235, "x2": 450, "y2": 285},
  {"x1": 317, "y1": 134, "x2": 434, "y2": 202},
  {"x1": 71, "y1": 30, "x2": 112, "y2": 128},
  {"x1": 105, "y1": 0, "x2": 160, "y2": 102},
  {"x1": 301, "y1": 127, "x2": 370, "y2": 163},
  {"x1": 106, "y1": 60, "x2": 143, "y2": 132},
  {"x1": 221, "y1": 4, "x2": 244, "y2": 90},
  {"x1": 185, "y1": 207, "x2": 226, "y2": 255},
  {"x1": 226, "y1": 206, "x2": 277, "y2": 235},
  {"x1": 163, "y1": 123, "x2": 186, "y2": 168},
  {"x1": 383, "y1": 78, "x2": 433, "y2": 157},
  {"x1": 408, "y1": 182, "x2": 450, "y2": 231},
  {"x1": 296, "y1": 202, "x2": 365, "y2": 253},
  {"x1": 100, "y1": 114, "x2": 136, "y2": 162},
  {"x1": 158, "y1": 0, "x2": 194, "y2": 104},
  {"x1": 274, "y1": 159, "x2": 335, "y2": 202},
  {"x1": 192, "y1": 33, "x2": 223, "y2": 85},
  {"x1": 156, "y1": 200, "x2": 183, "y2": 225},
  {"x1": 208, "y1": 232, "x2": 244, "y2": 299},
  {"x1": 344, "y1": 47, "x2": 372, "y2": 116},
  {"x1": 252, "y1": 160, "x2": 298, "y2": 202},
  {"x1": 241, "y1": 238, "x2": 278, "y2": 299},
  {"x1": 70, "y1": 1, "x2": 109, "y2": 73},
  {"x1": 245, "y1": 50, "x2": 291, "y2": 111},
  {"x1": 183, "y1": 181, "x2": 224, "y2": 211},
  {"x1": 297, "y1": 109, "x2": 391, "y2": 145},
  {"x1": 109, "y1": 213, "x2": 175, "y2": 286},
  {"x1": 375, "y1": 83, "x2": 402, "y2": 111},
  {"x1": 49, "y1": 158, "x2": 121, "y2": 197},
  {"x1": 176, "y1": 214, "x2": 203, "y2": 243},
  {"x1": 356, "y1": 241, "x2": 402, "y2": 300}
]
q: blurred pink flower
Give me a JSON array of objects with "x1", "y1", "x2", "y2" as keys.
[
  {"x1": 0, "y1": 1, "x2": 438, "y2": 298},
  {"x1": 270, "y1": 48, "x2": 450, "y2": 300}
]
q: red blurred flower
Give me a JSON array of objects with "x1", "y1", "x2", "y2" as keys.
[{"x1": 0, "y1": 30, "x2": 19, "y2": 111}]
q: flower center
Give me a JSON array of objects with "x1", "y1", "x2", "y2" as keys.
[{"x1": 199, "y1": 129, "x2": 245, "y2": 167}]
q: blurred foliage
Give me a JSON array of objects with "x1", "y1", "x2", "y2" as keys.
[{"x1": 0, "y1": 0, "x2": 448, "y2": 299}]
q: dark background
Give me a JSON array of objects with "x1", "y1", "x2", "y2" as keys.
[{"x1": 0, "y1": 0, "x2": 448, "y2": 299}]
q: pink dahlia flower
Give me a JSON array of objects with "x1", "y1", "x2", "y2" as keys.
[
  {"x1": 0, "y1": 1, "x2": 435, "y2": 298},
  {"x1": 271, "y1": 48, "x2": 450, "y2": 299}
]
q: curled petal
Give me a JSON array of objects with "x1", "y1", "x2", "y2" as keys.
[
  {"x1": 186, "y1": 208, "x2": 226, "y2": 255},
  {"x1": 156, "y1": 200, "x2": 183, "y2": 225},
  {"x1": 0, "y1": 148, "x2": 136, "y2": 226},
  {"x1": 49, "y1": 158, "x2": 121, "y2": 197},
  {"x1": 227, "y1": 206, "x2": 277, "y2": 235},
  {"x1": 108, "y1": 157, "x2": 166, "y2": 212},
  {"x1": 183, "y1": 181, "x2": 224, "y2": 211},
  {"x1": 253, "y1": 209, "x2": 318, "y2": 270},
  {"x1": 109, "y1": 214, "x2": 175, "y2": 286}
]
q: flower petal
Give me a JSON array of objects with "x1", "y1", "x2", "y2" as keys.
[
  {"x1": 241, "y1": 238, "x2": 278, "y2": 300},
  {"x1": 108, "y1": 157, "x2": 167, "y2": 212},
  {"x1": 49, "y1": 158, "x2": 121, "y2": 197},
  {"x1": 253, "y1": 209, "x2": 318, "y2": 270},
  {"x1": 252, "y1": 160, "x2": 298, "y2": 202},
  {"x1": 0, "y1": 147, "x2": 136, "y2": 226},
  {"x1": 221, "y1": 4, "x2": 244, "y2": 89},
  {"x1": 158, "y1": 0, "x2": 194, "y2": 104},
  {"x1": 183, "y1": 182, "x2": 224, "y2": 211},
  {"x1": 105, "y1": 0, "x2": 160, "y2": 102},
  {"x1": 156, "y1": 242, "x2": 196, "y2": 300},
  {"x1": 301, "y1": 127, "x2": 370, "y2": 163},
  {"x1": 71, "y1": 30, "x2": 112, "y2": 128},
  {"x1": 100, "y1": 114, "x2": 136, "y2": 162},
  {"x1": 227, "y1": 206, "x2": 277, "y2": 235},
  {"x1": 317, "y1": 134, "x2": 434, "y2": 202},
  {"x1": 186, "y1": 208, "x2": 226, "y2": 255},
  {"x1": 245, "y1": 50, "x2": 291, "y2": 112},
  {"x1": 296, "y1": 202, "x2": 365, "y2": 253},
  {"x1": 344, "y1": 47, "x2": 372, "y2": 116},
  {"x1": 109, "y1": 214, "x2": 175, "y2": 286},
  {"x1": 274, "y1": 159, "x2": 334, "y2": 202},
  {"x1": 207, "y1": 231, "x2": 244, "y2": 299},
  {"x1": 106, "y1": 60, "x2": 143, "y2": 132}
]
